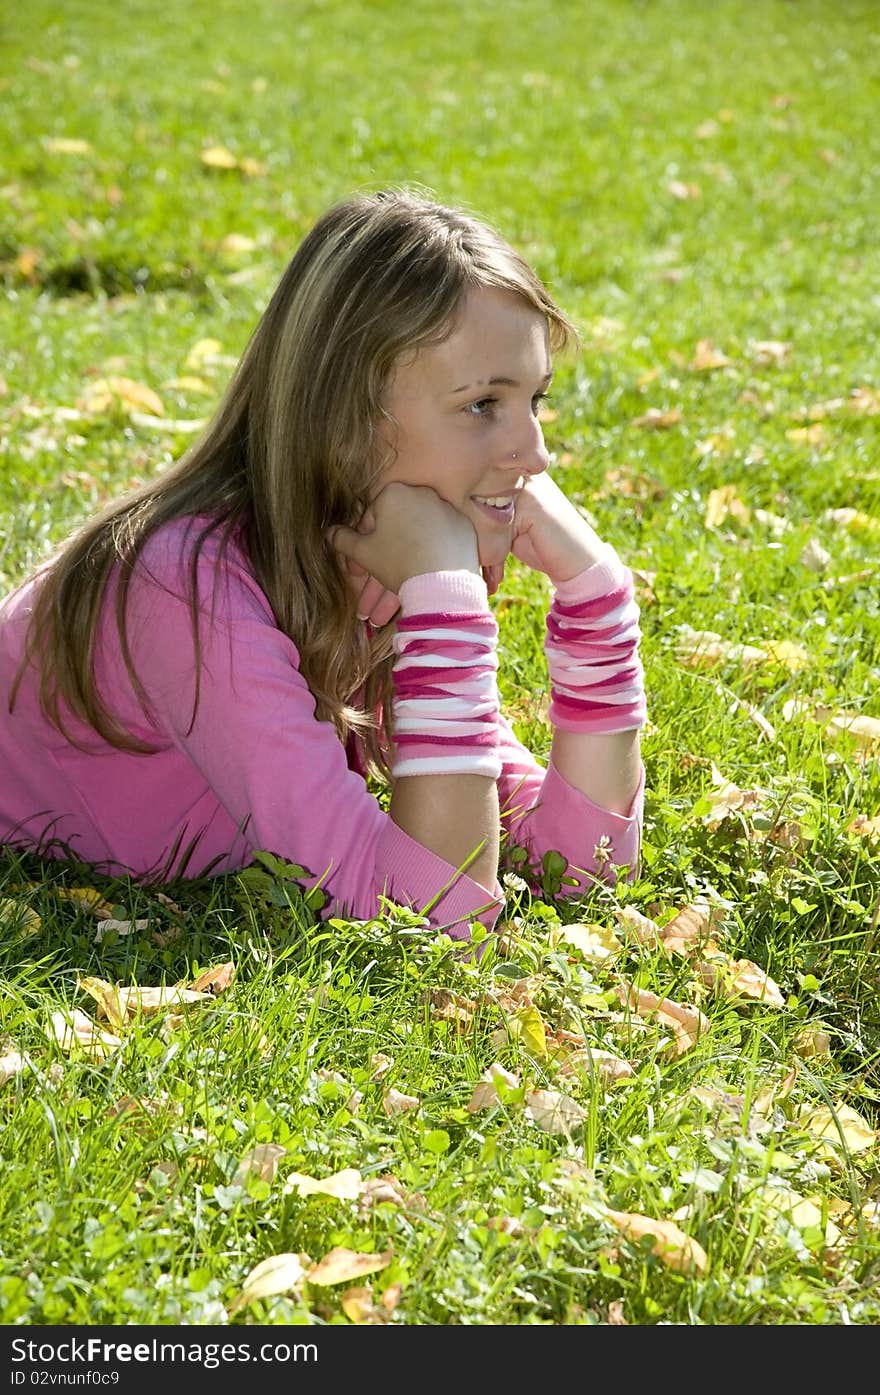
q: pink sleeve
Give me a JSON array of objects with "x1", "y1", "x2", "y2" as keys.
[
  {"x1": 118, "y1": 533, "x2": 502, "y2": 940},
  {"x1": 495, "y1": 711, "x2": 644, "y2": 895}
]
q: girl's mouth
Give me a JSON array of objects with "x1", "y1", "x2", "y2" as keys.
[{"x1": 471, "y1": 495, "x2": 515, "y2": 525}]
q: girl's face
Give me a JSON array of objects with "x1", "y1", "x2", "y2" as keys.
[{"x1": 376, "y1": 286, "x2": 552, "y2": 568}]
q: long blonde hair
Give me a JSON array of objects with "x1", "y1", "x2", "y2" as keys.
[{"x1": 15, "y1": 188, "x2": 577, "y2": 775}]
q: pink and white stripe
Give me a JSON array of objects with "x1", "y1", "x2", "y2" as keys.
[
  {"x1": 391, "y1": 574, "x2": 501, "y2": 778},
  {"x1": 545, "y1": 546, "x2": 647, "y2": 734}
]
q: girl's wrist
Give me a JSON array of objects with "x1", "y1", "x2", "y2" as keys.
[
  {"x1": 398, "y1": 569, "x2": 490, "y2": 617},
  {"x1": 550, "y1": 542, "x2": 626, "y2": 599}
]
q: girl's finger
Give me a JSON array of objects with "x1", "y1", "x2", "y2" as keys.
[
  {"x1": 482, "y1": 563, "x2": 505, "y2": 596},
  {"x1": 357, "y1": 574, "x2": 387, "y2": 621},
  {"x1": 367, "y1": 588, "x2": 401, "y2": 628}
]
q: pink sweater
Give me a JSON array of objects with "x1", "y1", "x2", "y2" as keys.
[{"x1": 0, "y1": 519, "x2": 643, "y2": 939}]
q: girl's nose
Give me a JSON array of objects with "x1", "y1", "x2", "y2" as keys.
[{"x1": 509, "y1": 419, "x2": 549, "y2": 476}]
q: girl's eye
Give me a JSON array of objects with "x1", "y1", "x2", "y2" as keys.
[
  {"x1": 466, "y1": 397, "x2": 498, "y2": 417},
  {"x1": 531, "y1": 391, "x2": 551, "y2": 414}
]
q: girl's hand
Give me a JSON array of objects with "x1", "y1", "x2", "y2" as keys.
[
  {"x1": 510, "y1": 473, "x2": 609, "y2": 584},
  {"x1": 328, "y1": 482, "x2": 481, "y2": 601}
]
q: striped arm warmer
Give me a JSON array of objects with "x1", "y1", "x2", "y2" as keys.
[
  {"x1": 545, "y1": 543, "x2": 648, "y2": 734},
  {"x1": 391, "y1": 571, "x2": 501, "y2": 779}
]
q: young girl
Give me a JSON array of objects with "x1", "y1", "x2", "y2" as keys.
[{"x1": 0, "y1": 189, "x2": 647, "y2": 941}]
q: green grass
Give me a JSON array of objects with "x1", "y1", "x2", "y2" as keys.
[{"x1": 1, "y1": 0, "x2": 880, "y2": 1327}]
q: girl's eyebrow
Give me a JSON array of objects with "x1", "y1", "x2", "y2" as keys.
[{"x1": 448, "y1": 369, "x2": 553, "y2": 395}]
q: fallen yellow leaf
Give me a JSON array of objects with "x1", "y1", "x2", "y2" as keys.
[
  {"x1": 382, "y1": 1087, "x2": 420, "y2": 1117},
  {"x1": 43, "y1": 137, "x2": 92, "y2": 155},
  {"x1": 189, "y1": 961, "x2": 235, "y2": 995},
  {"x1": 604, "y1": 1209, "x2": 708, "y2": 1274},
  {"x1": 80, "y1": 376, "x2": 164, "y2": 418},
  {"x1": 0, "y1": 1050, "x2": 25, "y2": 1085},
  {"x1": 553, "y1": 922, "x2": 623, "y2": 962},
  {"x1": 307, "y1": 1246, "x2": 393, "y2": 1287},
  {"x1": 798, "y1": 1102, "x2": 876, "y2": 1154},
  {"x1": 233, "y1": 1143, "x2": 287, "y2": 1186},
  {"x1": 227, "y1": 1252, "x2": 309, "y2": 1315},
  {"x1": 847, "y1": 813, "x2": 880, "y2": 842},
  {"x1": 467, "y1": 1062, "x2": 521, "y2": 1112},
  {"x1": 759, "y1": 1186, "x2": 842, "y2": 1247},
  {"x1": 283, "y1": 1168, "x2": 364, "y2": 1200},
  {"x1": 557, "y1": 1047, "x2": 634, "y2": 1086},
  {"x1": 524, "y1": 1087, "x2": 588, "y2": 1134},
  {"x1": 613, "y1": 904, "x2": 663, "y2": 947},
  {"x1": 510, "y1": 1003, "x2": 548, "y2": 1058},
  {"x1": 617, "y1": 984, "x2": 709, "y2": 1056},
  {"x1": 0, "y1": 898, "x2": 41, "y2": 936},
  {"x1": 630, "y1": 407, "x2": 683, "y2": 430},
  {"x1": 699, "y1": 957, "x2": 785, "y2": 1007},
  {"x1": 690, "y1": 339, "x2": 731, "y2": 372},
  {"x1": 49, "y1": 1008, "x2": 122, "y2": 1061},
  {"x1": 200, "y1": 144, "x2": 239, "y2": 169}
]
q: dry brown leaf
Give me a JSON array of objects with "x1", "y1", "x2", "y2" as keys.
[
  {"x1": 233, "y1": 1143, "x2": 287, "y2": 1186},
  {"x1": 557, "y1": 1048, "x2": 634, "y2": 1086},
  {"x1": 749, "y1": 340, "x2": 791, "y2": 367},
  {"x1": 699, "y1": 957, "x2": 785, "y2": 1007},
  {"x1": 53, "y1": 886, "x2": 116, "y2": 918},
  {"x1": 282, "y1": 1167, "x2": 364, "y2": 1200},
  {"x1": 847, "y1": 814, "x2": 880, "y2": 842},
  {"x1": 825, "y1": 713, "x2": 880, "y2": 749},
  {"x1": 227, "y1": 1252, "x2": 309, "y2": 1315},
  {"x1": 0, "y1": 1050, "x2": 25, "y2": 1085},
  {"x1": 690, "y1": 339, "x2": 731, "y2": 372},
  {"x1": 798, "y1": 1102, "x2": 876, "y2": 1154},
  {"x1": 467, "y1": 1062, "x2": 521, "y2": 1112},
  {"x1": 307, "y1": 1246, "x2": 393, "y2": 1287},
  {"x1": 43, "y1": 137, "x2": 92, "y2": 155},
  {"x1": 93, "y1": 918, "x2": 149, "y2": 943},
  {"x1": 200, "y1": 144, "x2": 239, "y2": 169},
  {"x1": 617, "y1": 984, "x2": 709, "y2": 1056},
  {"x1": 800, "y1": 537, "x2": 832, "y2": 573},
  {"x1": 704, "y1": 485, "x2": 750, "y2": 528},
  {"x1": 49, "y1": 1008, "x2": 122, "y2": 1061},
  {"x1": 604, "y1": 1209, "x2": 708, "y2": 1274},
  {"x1": 382, "y1": 1087, "x2": 420, "y2": 1117},
  {"x1": 630, "y1": 407, "x2": 683, "y2": 430},
  {"x1": 667, "y1": 180, "x2": 702, "y2": 200},
  {"x1": 369, "y1": 1052, "x2": 394, "y2": 1080},
  {"x1": 660, "y1": 901, "x2": 724, "y2": 956},
  {"x1": 700, "y1": 768, "x2": 767, "y2": 831},
  {"x1": 429, "y1": 987, "x2": 477, "y2": 1026},
  {"x1": 552, "y1": 922, "x2": 623, "y2": 962},
  {"x1": 524, "y1": 1087, "x2": 588, "y2": 1134},
  {"x1": 189, "y1": 961, "x2": 235, "y2": 995},
  {"x1": 340, "y1": 1285, "x2": 376, "y2": 1323},
  {"x1": 794, "y1": 1025, "x2": 832, "y2": 1059},
  {"x1": 358, "y1": 1175, "x2": 410, "y2": 1210},
  {"x1": 613, "y1": 904, "x2": 663, "y2": 947},
  {"x1": 80, "y1": 376, "x2": 165, "y2": 418}
]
